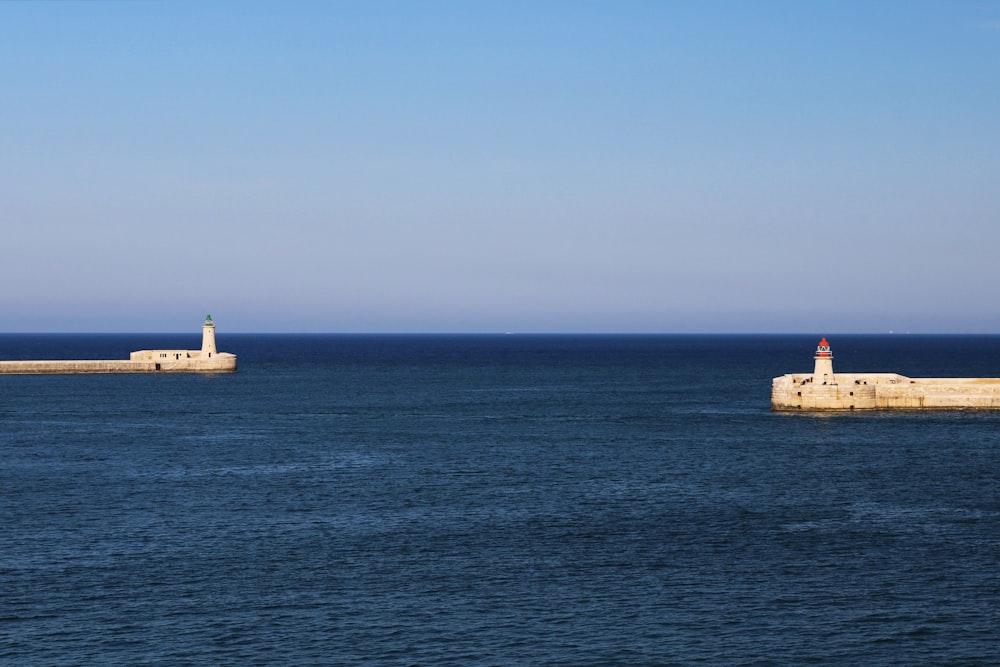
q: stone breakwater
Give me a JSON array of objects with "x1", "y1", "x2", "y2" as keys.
[
  {"x1": 0, "y1": 316, "x2": 237, "y2": 375},
  {"x1": 0, "y1": 360, "x2": 156, "y2": 374},
  {"x1": 771, "y1": 372, "x2": 1000, "y2": 410},
  {"x1": 0, "y1": 357, "x2": 236, "y2": 375},
  {"x1": 772, "y1": 338, "x2": 1000, "y2": 410}
]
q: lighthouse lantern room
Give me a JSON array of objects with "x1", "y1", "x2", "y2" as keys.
[{"x1": 813, "y1": 337, "x2": 836, "y2": 385}]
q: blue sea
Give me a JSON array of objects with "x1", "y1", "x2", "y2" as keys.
[{"x1": 2, "y1": 334, "x2": 999, "y2": 666}]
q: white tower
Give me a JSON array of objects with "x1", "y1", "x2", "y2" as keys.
[
  {"x1": 201, "y1": 315, "x2": 217, "y2": 357},
  {"x1": 813, "y1": 337, "x2": 835, "y2": 385}
]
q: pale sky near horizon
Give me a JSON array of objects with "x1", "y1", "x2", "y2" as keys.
[{"x1": 2, "y1": 1, "x2": 999, "y2": 333}]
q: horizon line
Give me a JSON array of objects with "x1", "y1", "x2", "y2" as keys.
[{"x1": 2, "y1": 331, "x2": 999, "y2": 336}]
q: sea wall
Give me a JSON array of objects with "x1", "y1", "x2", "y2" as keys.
[
  {"x1": 129, "y1": 349, "x2": 237, "y2": 372},
  {"x1": 874, "y1": 378, "x2": 1000, "y2": 409},
  {"x1": 772, "y1": 373, "x2": 1000, "y2": 410},
  {"x1": 0, "y1": 318, "x2": 238, "y2": 375},
  {"x1": 0, "y1": 354, "x2": 236, "y2": 375},
  {"x1": 0, "y1": 360, "x2": 158, "y2": 374}
]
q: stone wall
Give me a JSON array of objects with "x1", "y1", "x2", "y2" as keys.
[
  {"x1": 875, "y1": 378, "x2": 1000, "y2": 409},
  {"x1": 772, "y1": 372, "x2": 1000, "y2": 410},
  {"x1": 0, "y1": 353, "x2": 236, "y2": 375},
  {"x1": 0, "y1": 319, "x2": 238, "y2": 374},
  {"x1": 0, "y1": 360, "x2": 158, "y2": 374}
]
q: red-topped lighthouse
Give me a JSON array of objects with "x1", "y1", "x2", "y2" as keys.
[{"x1": 813, "y1": 337, "x2": 836, "y2": 385}]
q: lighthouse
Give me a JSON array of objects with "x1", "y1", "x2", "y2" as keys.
[
  {"x1": 201, "y1": 315, "x2": 217, "y2": 358},
  {"x1": 813, "y1": 337, "x2": 835, "y2": 385}
]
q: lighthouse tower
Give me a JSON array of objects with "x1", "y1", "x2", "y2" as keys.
[
  {"x1": 813, "y1": 337, "x2": 835, "y2": 385},
  {"x1": 201, "y1": 315, "x2": 217, "y2": 358}
]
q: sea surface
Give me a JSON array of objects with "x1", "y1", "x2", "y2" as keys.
[{"x1": 2, "y1": 334, "x2": 999, "y2": 666}]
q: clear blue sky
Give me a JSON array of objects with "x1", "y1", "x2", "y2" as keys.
[{"x1": 2, "y1": 1, "x2": 999, "y2": 333}]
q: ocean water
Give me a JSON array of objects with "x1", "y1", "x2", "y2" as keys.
[{"x1": 2, "y1": 334, "x2": 999, "y2": 666}]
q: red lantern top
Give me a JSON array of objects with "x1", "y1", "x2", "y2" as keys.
[{"x1": 816, "y1": 338, "x2": 832, "y2": 356}]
